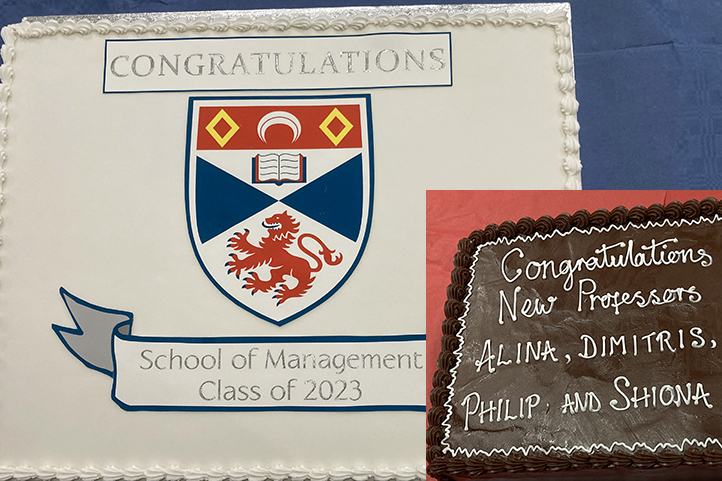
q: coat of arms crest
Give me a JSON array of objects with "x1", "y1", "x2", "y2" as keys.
[{"x1": 186, "y1": 95, "x2": 373, "y2": 325}]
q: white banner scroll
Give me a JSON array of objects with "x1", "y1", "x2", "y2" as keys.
[{"x1": 53, "y1": 288, "x2": 425, "y2": 411}]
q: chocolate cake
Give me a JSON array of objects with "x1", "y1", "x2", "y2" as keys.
[{"x1": 428, "y1": 198, "x2": 722, "y2": 478}]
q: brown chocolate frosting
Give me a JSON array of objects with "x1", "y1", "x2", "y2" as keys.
[{"x1": 428, "y1": 198, "x2": 722, "y2": 478}]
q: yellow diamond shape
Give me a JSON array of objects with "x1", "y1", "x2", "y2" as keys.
[
  {"x1": 205, "y1": 109, "x2": 240, "y2": 148},
  {"x1": 319, "y1": 108, "x2": 353, "y2": 146}
]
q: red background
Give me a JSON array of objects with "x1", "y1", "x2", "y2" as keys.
[
  {"x1": 197, "y1": 104, "x2": 362, "y2": 150},
  {"x1": 426, "y1": 190, "x2": 722, "y2": 420}
]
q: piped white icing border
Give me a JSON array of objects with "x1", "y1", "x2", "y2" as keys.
[
  {"x1": 0, "y1": 465, "x2": 426, "y2": 481},
  {"x1": 441, "y1": 213, "x2": 722, "y2": 458},
  {"x1": 0, "y1": 26, "x2": 9, "y2": 252}
]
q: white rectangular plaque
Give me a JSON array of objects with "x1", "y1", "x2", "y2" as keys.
[{"x1": 104, "y1": 33, "x2": 452, "y2": 92}]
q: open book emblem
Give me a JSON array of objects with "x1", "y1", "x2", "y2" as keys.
[
  {"x1": 252, "y1": 153, "x2": 306, "y2": 185},
  {"x1": 185, "y1": 95, "x2": 373, "y2": 326}
]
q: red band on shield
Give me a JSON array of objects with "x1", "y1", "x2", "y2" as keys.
[{"x1": 197, "y1": 105, "x2": 362, "y2": 150}]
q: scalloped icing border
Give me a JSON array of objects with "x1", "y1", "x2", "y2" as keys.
[
  {"x1": 441, "y1": 213, "x2": 722, "y2": 458},
  {"x1": 0, "y1": 4, "x2": 580, "y2": 480},
  {"x1": 0, "y1": 465, "x2": 426, "y2": 481}
]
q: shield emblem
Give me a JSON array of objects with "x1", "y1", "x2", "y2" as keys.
[{"x1": 186, "y1": 95, "x2": 373, "y2": 326}]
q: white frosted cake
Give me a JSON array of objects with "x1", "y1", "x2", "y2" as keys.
[{"x1": 0, "y1": 4, "x2": 580, "y2": 480}]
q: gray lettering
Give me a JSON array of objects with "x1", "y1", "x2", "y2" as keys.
[
  {"x1": 319, "y1": 52, "x2": 339, "y2": 74},
  {"x1": 110, "y1": 55, "x2": 129, "y2": 77},
  {"x1": 230, "y1": 53, "x2": 250, "y2": 75},
  {"x1": 340, "y1": 51, "x2": 360, "y2": 73},
  {"x1": 429, "y1": 48, "x2": 446, "y2": 70},
  {"x1": 184, "y1": 53, "x2": 204, "y2": 76},
  {"x1": 159, "y1": 54, "x2": 179, "y2": 76},
  {"x1": 250, "y1": 52, "x2": 271, "y2": 74},
  {"x1": 376, "y1": 49, "x2": 399, "y2": 72},
  {"x1": 209, "y1": 53, "x2": 229, "y2": 75},
  {"x1": 300, "y1": 52, "x2": 316, "y2": 74},
  {"x1": 404, "y1": 49, "x2": 424, "y2": 70},
  {"x1": 274, "y1": 52, "x2": 294, "y2": 75},
  {"x1": 131, "y1": 54, "x2": 154, "y2": 77}
]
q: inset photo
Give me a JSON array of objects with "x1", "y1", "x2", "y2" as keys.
[{"x1": 428, "y1": 190, "x2": 722, "y2": 479}]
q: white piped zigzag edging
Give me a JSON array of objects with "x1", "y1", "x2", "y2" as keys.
[
  {"x1": 0, "y1": 25, "x2": 14, "y2": 260},
  {"x1": 3, "y1": 5, "x2": 582, "y2": 190},
  {"x1": 0, "y1": 465, "x2": 425, "y2": 481}
]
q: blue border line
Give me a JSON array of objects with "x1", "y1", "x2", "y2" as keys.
[
  {"x1": 102, "y1": 39, "x2": 109, "y2": 95},
  {"x1": 113, "y1": 402, "x2": 425, "y2": 413},
  {"x1": 185, "y1": 94, "x2": 375, "y2": 326},
  {"x1": 117, "y1": 333, "x2": 425, "y2": 344},
  {"x1": 102, "y1": 32, "x2": 452, "y2": 93},
  {"x1": 448, "y1": 30, "x2": 454, "y2": 87}
]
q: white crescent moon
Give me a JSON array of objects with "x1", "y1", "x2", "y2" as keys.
[{"x1": 257, "y1": 111, "x2": 302, "y2": 143}]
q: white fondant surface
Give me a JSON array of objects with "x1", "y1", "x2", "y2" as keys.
[{"x1": 0, "y1": 4, "x2": 579, "y2": 478}]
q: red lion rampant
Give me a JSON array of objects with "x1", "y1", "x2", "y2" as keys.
[{"x1": 225, "y1": 211, "x2": 343, "y2": 305}]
